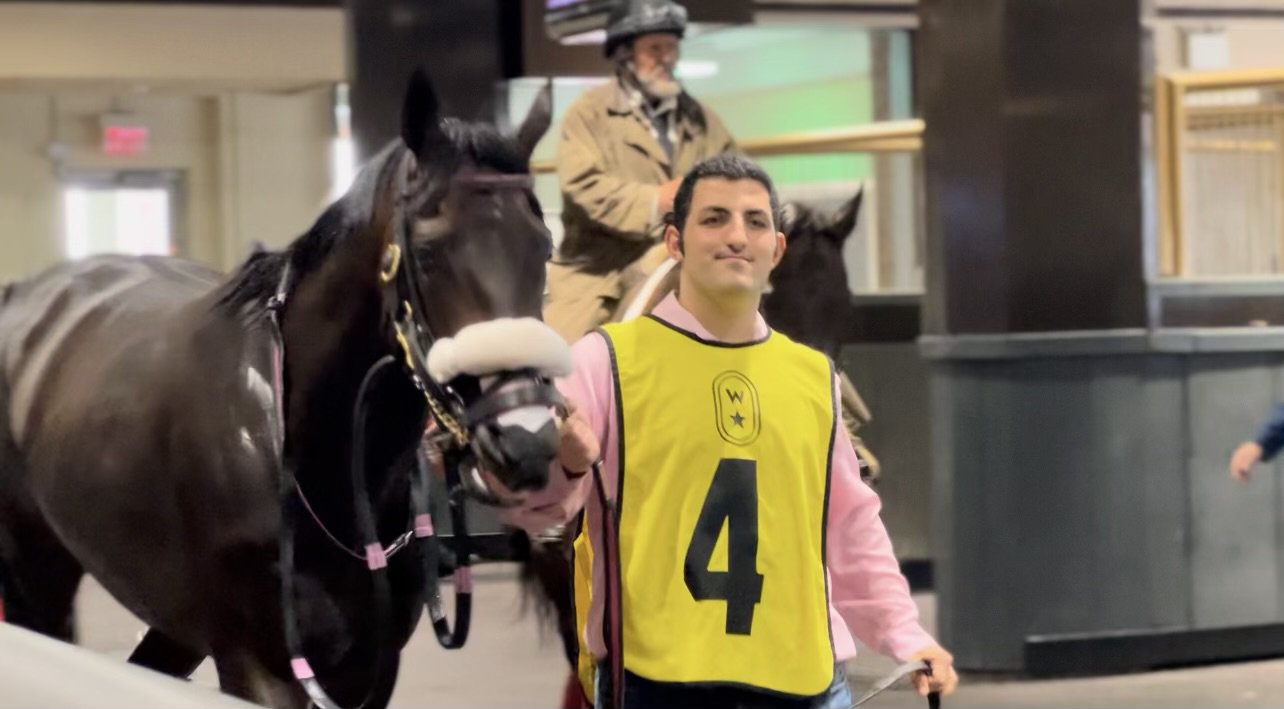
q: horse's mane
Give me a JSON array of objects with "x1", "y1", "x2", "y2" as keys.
[{"x1": 215, "y1": 119, "x2": 525, "y2": 313}]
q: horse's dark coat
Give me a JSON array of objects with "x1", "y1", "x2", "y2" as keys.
[{"x1": 0, "y1": 75, "x2": 555, "y2": 709}]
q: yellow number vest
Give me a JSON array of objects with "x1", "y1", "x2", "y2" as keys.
[
  {"x1": 572, "y1": 521, "x2": 595, "y2": 701},
  {"x1": 583, "y1": 315, "x2": 836, "y2": 697}
]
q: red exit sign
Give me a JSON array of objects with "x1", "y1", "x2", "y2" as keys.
[{"x1": 102, "y1": 123, "x2": 149, "y2": 156}]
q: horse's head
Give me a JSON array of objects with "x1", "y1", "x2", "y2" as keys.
[
  {"x1": 371, "y1": 71, "x2": 567, "y2": 500},
  {"x1": 763, "y1": 189, "x2": 863, "y2": 359}
]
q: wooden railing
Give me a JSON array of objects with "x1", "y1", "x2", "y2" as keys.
[
  {"x1": 1156, "y1": 68, "x2": 1284, "y2": 277},
  {"x1": 529, "y1": 119, "x2": 924, "y2": 174},
  {"x1": 529, "y1": 117, "x2": 926, "y2": 292}
]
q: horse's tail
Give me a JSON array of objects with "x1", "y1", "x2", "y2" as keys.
[{"x1": 514, "y1": 526, "x2": 579, "y2": 666}]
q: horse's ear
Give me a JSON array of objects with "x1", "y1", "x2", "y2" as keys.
[
  {"x1": 402, "y1": 69, "x2": 447, "y2": 161},
  {"x1": 829, "y1": 186, "x2": 864, "y2": 243},
  {"x1": 515, "y1": 79, "x2": 554, "y2": 162},
  {"x1": 779, "y1": 202, "x2": 798, "y2": 235}
]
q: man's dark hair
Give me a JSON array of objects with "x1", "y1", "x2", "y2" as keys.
[{"x1": 669, "y1": 154, "x2": 782, "y2": 240}]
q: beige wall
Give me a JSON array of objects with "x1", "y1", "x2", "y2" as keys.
[
  {"x1": 0, "y1": 2, "x2": 341, "y2": 283},
  {"x1": 217, "y1": 90, "x2": 336, "y2": 265},
  {"x1": 0, "y1": 93, "x2": 62, "y2": 280},
  {"x1": 0, "y1": 3, "x2": 343, "y2": 89},
  {"x1": 1152, "y1": 17, "x2": 1284, "y2": 73},
  {"x1": 0, "y1": 87, "x2": 334, "y2": 283}
]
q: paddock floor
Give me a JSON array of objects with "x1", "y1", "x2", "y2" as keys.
[{"x1": 70, "y1": 564, "x2": 1284, "y2": 708}]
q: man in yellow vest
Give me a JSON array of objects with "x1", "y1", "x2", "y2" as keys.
[{"x1": 501, "y1": 155, "x2": 957, "y2": 708}]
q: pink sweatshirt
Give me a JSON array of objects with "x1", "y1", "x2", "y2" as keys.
[{"x1": 502, "y1": 294, "x2": 937, "y2": 664}]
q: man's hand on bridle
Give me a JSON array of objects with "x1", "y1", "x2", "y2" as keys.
[{"x1": 557, "y1": 399, "x2": 599, "y2": 478}]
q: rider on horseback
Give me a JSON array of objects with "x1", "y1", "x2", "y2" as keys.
[
  {"x1": 543, "y1": 0, "x2": 736, "y2": 345},
  {"x1": 504, "y1": 155, "x2": 959, "y2": 708}
]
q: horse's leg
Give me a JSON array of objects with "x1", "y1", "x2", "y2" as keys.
[
  {"x1": 213, "y1": 649, "x2": 309, "y2": 709},
  {"x1": 128, "y1": 628, "x2": 206, "y2": 679},
  {"x1": 0, "y1": 399, "x2": 82, "y2": 638},
  {"x1": 0, "y1": 517, "x2": 83, "y2": 642}
]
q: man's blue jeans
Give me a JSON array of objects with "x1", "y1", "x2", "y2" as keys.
[{"x1": 595, "y1": 663, "x2": 853, "y2": 709}]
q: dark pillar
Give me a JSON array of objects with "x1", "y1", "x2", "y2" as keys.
[
  {"x1": 345, "y1": 0, "x2": 522, "y2": 160},
  {"x1": 919, "y1": 0, "x2": 1146, "y2": 334},
  {"x1": 914, "y1": 0, "x2": 1237, "y2": 677}
]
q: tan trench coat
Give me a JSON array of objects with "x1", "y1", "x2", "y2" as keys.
[{"x1": 544, "y1": 80, "x2": 735, "y2": 343}]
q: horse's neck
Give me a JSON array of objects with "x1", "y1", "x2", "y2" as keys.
[
  {"x1": 281, "y1": 241, "x2": 421, "y2": 523},
  {"x1": 762, "y1": 291, "x2": 841, "y2": 360}
]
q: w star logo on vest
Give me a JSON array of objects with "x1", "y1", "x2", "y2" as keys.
[{"x1": 712, "y1": 371, "x2": 760, "y2": 446}]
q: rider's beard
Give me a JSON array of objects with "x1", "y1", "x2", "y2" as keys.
[{"x1": 635, "y1": 63, "x2": 682, "y2": 100}]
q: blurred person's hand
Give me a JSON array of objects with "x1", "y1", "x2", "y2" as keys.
[{"x1": 1230, "y1": 441, "x2": 1263, "y2": 482}]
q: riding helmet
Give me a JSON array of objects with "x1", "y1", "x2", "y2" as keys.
[{"x1": 604, "y1": 0, "x2": 688, "y2": 58}]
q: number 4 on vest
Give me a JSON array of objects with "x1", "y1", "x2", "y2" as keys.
[{"x1": 683, "y1": 458, "x2": 764, "y2": 635}]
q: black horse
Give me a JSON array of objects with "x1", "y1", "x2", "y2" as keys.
[
  {"x1": 765, "y1": 190, "x2": 864, "y2": 361},
  {"x1": 0, "y1": 73, "x2": 566, "y2": 709}
]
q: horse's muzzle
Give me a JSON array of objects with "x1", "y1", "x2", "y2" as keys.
[
  {"x1": 472, "y1": 410, "x2": 560, "y2": 493},
  {"x1": 424, "y1": 317, "x2": 571, "y2": 501},
  {"x1": 463, "y1": 373, "x2": 565, "y2": 498}
]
